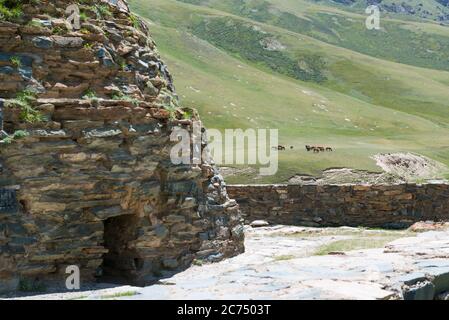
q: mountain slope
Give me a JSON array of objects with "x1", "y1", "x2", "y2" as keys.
[
  {"x1": 308, "y1": 0, "x2": 449, "y2": 23},
  {"x1": 174, "y1": 0, "x2": 449, "y2": 71},
  {"x1": 129, "y1": 0, "x2": 449, "y2": 183}
]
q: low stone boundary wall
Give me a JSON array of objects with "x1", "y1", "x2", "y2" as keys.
[{"x1": 227, "y1": 184, "x2": 449, "y2": 228}]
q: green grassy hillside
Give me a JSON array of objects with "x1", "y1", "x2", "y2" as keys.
[
  {"x1": 174, "y1": 0, "x2": 449, "y2": 71},
  {"x1": 129, "y1": 0, "x2": 449, "y2": 183}
]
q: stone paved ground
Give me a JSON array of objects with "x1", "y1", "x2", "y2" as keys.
[{"x1": 8, "y1": 225, "x2": 449, "y2": 300}]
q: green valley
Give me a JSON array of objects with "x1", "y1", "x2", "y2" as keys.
[{"x1": 129, "y1": 0, "x2": 449, "y2": 183}]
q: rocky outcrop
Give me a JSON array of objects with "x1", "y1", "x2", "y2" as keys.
[
  {"x1": 0, "y1": 0, "x2": 243, "y2": 292},
  {"x1": 228, "y1": 184, "x2": 449, "y2": 228}
]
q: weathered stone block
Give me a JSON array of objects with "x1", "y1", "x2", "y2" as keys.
[
  {"x1": 0, "y1": 189, "x2": 18, "y2": 213},
  {"x1": 426, "y1": 267, "x2": 449, "y2": 294},
  {"x1": 403, "y1": 281, "x2": 435, "y2": 300}
]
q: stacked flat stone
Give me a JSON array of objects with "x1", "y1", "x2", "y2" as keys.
[
  {"x1": 0, "y1": 0, "x2": 175, "y2": 102},
  {"x1": 228, "y1": 184, "x2": 449, "y2": 228},
  {"x1": 0, "y1": 0, "x2": 244, "y2": 292}
]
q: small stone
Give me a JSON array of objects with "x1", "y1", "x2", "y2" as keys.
[
  {"x1": 0, "y1": 66, "x2": 15, "y2": 75},
  {"x1": 32, "y1": 36, "x2": 53, "y2": 49},
  {"x1": 162, "y1": 258, "x2": 179, "y2": 269},
  {"x1": 52, "y1": 36, "x2": 84, "y2": 48},
  {"x1": 397, "y1": 272, "x2": 427, "y2": 286},
  {"x1": 144, "y1": 81, "x2": 159, "y2": 96},
  {"x1": 250, "y1": 220, "x2": 270, "y2": 228}
]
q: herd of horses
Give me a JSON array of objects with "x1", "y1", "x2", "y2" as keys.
[
  {"x1": 305, "y1": 145, "x2": 333, "y2": 153},
  {"x1": 272, "y1": 145, "x2": 334, "y2": 153}
]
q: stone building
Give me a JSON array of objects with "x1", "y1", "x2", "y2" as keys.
[{"x1": 0, "y1": 0, "x2": 244, "y2": 292}]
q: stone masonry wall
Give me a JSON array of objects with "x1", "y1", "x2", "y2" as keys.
[
  {"x1": 227, "y1": 184, "x2": 449, "y2": 228},
  {"x1": 0, "y1": 0, "x2": 243, "y2": 292}
]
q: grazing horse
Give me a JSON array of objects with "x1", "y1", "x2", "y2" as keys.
[{"x1": 305, "y1": 145, "x2": 313, "y2": 152}]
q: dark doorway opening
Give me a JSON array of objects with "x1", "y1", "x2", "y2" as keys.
[{"x1": 100, "y1": 214, "x2": 143, "y2": 285}]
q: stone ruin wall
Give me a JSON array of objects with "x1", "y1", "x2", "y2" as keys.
[
  {"x1": 227, "y1": 184, "x2": 449, "y2": 228},
  {"x1": 0, "y1": 0, "x2": 244, "y2": 292}
]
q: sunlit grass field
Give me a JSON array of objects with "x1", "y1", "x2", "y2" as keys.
[{"x1": 130, "y1": 0, "x2": 449, "y2": 183}]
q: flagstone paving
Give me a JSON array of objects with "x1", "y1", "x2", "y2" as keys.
[{"x1": 9, "y1": 225, "x2": 449, "y2": 300}]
